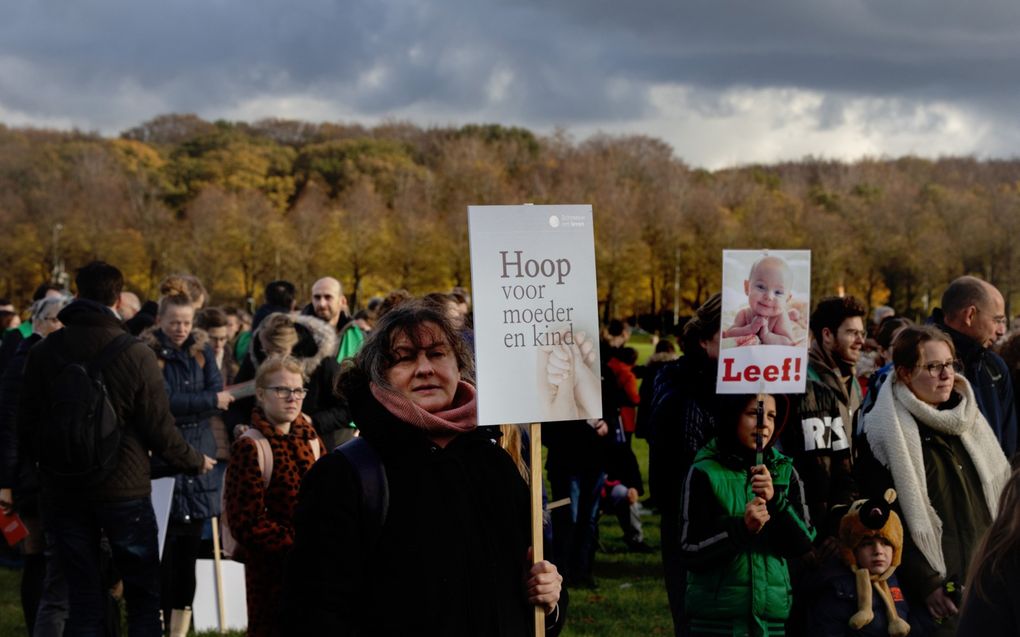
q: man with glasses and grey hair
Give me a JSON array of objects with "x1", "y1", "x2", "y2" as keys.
[{"x1": 934, "y1": 275, "x2": 1017, "y2": 458}]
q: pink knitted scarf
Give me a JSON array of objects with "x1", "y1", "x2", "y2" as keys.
[{"x1": 370, "y1": 380, "x2": 478, "y2": 447}]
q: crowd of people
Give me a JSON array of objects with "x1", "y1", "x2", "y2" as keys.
[
  {"x1": 646, "y1": 275, "x2": 1020, "y2": 636},
  {"x1": 0, "y1": 263, "x2": 560, "y2": 637},
  {"x1": 2, "y1": 261, "x2": 1020, "y2": 637}
]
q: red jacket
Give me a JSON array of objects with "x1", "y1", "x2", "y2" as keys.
[{"x1": 608, "y1": 358, "x2": 640, "y2": 433}]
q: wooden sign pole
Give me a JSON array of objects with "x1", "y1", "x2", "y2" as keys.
[
  {"x1": 210, "y1": 517, "x2": 227, "y2": 633},
  {"x1": 529, "y1": 422, "x2": 546, "y2": 637}
]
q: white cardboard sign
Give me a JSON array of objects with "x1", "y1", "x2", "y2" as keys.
[
  {"x1": 468, "y1": 204, "x2": 602, "y2": 426},
  {"x1": 150, "y1": 477, "x2": 175, "y2": 559},
  {"x1": 717, "y1": 249, "x2": 811, "y2": 394},
  {"x1": 193, "y1": 559, "x2": 248, "y2": 632}
]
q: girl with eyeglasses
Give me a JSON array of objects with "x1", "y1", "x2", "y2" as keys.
[
  {"x1": 226, "y1": 312, "x2": 354, "y2": 450},
  {"x1": 223, "y1": 356, "x2": 324, "y2": 636},
  {"x1": 856, "y1": 325, "x2": 1010, "y2": 636}
]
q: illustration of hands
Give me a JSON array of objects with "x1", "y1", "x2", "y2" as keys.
[
  {"x1": 570, "y1": 331, "x2": 600, "y2": 417},
  {"x1": 536, "y1": 329, "x2": 600, "y2": 420}
]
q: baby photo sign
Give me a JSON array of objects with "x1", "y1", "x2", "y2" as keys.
[{"x1": 717, "y1": 249, "x2": 811, "y2": 394}]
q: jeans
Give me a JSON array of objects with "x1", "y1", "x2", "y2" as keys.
[
  {"x1": 33, "y1": 532, "x2": 69, "y2": 637},
  {"x1": 42, "y1": 496, "x2": 161, "y2": 637},
  {"x1": 602, "y1": 483, "x2": 644, "y2": 544},
  {"x1": 549, "y1": 468, "x2": 605, "y2": 582}
]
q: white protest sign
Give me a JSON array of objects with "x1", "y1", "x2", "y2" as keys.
[
  {"x1": 717, "y1": 249, "x2": 811, "y2": 394},
  {"x1": 193, "y1": 559, "x2": 248, "y2": 632},
  {"x1": 150, "y1": 477, "x2": 175, "y2": 559},
  {"x1": 468, "y1": 205, "x2": 602, "y2": 426}
]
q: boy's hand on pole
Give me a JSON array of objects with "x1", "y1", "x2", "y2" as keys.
[
  {"x1": 749, "y1": 465, "x2": 774, "y2": 501},
  {"x1": 744, "y1": 496, "x2": 770, "y2": 534}
]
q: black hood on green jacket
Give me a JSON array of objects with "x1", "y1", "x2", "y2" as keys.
[{"x1": 712, "y1": 393, "x2": 791, "y2": 465}]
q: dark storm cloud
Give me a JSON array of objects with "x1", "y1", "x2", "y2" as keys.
[
  {"x1": 0, "y1": 0, "x2": 1017, "y2": 158},
  {"x1": 518, "y1": 0, "x2": 1020, "y2": 95}
]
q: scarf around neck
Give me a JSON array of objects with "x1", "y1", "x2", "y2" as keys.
[
  {"x1": 864, "y1": 375, "x2": 1009, "y2": 577},
  {"x1": 809, "y1": 340, "x2": 854, "y2": 399},
  {"x1": 250, "y1": 406, "x2": 316, "y2": 440},
  {"x1": 370, "y1": 380, "x2": 478, "y2": 447}
]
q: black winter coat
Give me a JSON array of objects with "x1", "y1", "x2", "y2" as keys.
[
  {"x1": 647, "y1": 353, "x2": 719, "y2": 550},
  {"x1": 803, "y1": 560, "x2": 912, "y2": 637},
  {"x1": 633, "y1": 351, "x2": 677, "y2": 440},
  {"x1": 0, "y1": 334, "x2": 41, "y2": 511},
  {"x1": 937, "y1": 322, "x2": 1017, "y2": 458},
  {"x1": 17, "y1": 300, "x2": 205, "y2": 502},
  {"x1": 283, "y1": 377, "x2": 564, "y2": 636}
]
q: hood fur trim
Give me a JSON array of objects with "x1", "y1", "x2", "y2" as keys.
[
  {"x1": 647, "y1": 351, "x2": 679, "y2": 365},
  {"x1": 248, "y1": 312, "x2": 338, "y2": 377},
  {"x1": 142, "y1": 326, "x2": 210, "y2": 359}
]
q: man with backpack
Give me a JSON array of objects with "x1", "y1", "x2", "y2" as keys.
[{"x1": 17, "y1": 261, "x2": 214, "y2": 636}]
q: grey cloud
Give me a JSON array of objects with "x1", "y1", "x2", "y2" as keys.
[{"x1": 0, "y1": 0, "x2": 1018, "y2": 164}]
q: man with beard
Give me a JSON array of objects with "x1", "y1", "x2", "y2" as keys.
[
  {"x1": 786, "y1": 295, "x2": 867, "y2": 534},
  {"x1": 303, "y1": 277, "x2": 351, "y2": 334},
  {"x1": 303, "y1": 277, "x2": 379, "y2": 362}
]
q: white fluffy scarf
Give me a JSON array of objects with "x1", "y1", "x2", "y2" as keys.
[{"x1": 864, "y1": 375, "x2": 1009, "y2": 578}]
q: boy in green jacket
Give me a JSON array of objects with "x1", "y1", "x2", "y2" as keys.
[{"x1": 679, "y1": 394, "x2": 815, "y2": 636}]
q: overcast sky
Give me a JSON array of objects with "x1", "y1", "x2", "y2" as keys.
[{"x1": 1, "y1": 0, "x2": 1017, "y2": 168}]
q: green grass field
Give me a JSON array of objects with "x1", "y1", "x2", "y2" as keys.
[
  {"x1": 0, "y1": 336, "x2": 673, "y2": 636},
  {"x1": 0, "y1": 438, "x2": 672, "y2": 636}
]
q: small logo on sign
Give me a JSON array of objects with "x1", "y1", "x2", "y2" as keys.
[{"x1": 549, "y1": 216, "x2": 560, "y2": 228}]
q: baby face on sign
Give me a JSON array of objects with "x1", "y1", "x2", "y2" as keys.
[
  {"x1": 724, "y1": 256, "x2": 798, "y2": 347},
  {"x1": 745, "y1": 257, "x2": 791, "y2": 321}
]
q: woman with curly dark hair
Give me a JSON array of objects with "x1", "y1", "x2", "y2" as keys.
[{"x1": 283, "y1": 298, "x2": 564, "y2": 635}]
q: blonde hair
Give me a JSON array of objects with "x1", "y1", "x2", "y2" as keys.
[
  {"x1": 157, "y1": 293, "x2": 193, "y2": 318},
  {"x1": 158, "y1": 274, "x2": 207, "y2": 307},
  {"x1": 258, "y1": 313, "x2": 300, "y2": 355},
  {"x1": 255, "y1": 355, "x2": 307, "y2": 390},
  {"x1": 499, "y1": 424, "x2": 529, "y2": 484}
]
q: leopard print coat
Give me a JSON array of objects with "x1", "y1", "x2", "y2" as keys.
[{"x1": 223, "y1": 408, "x2": 323, "y2": 636}]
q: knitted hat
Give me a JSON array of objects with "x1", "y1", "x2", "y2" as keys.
[{"x1": 838, "y1": 489, "x2": 904, "y2": 577}]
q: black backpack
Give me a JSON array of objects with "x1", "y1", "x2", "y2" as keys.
[
  {"x1": 335, "y1": 437, "x2": 389, "y2": 537},
  {"x1": 38, "y1": 332, "x2": 138, "y2": 487}
]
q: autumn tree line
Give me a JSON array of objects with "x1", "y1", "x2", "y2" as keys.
[{"x1": 2, "y1": 113, "x2": 1019, "y2": 329}]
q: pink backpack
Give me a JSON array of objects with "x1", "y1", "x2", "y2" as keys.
[{"x1": 220, "y1": 429, "x2": 320, "y2": 561}]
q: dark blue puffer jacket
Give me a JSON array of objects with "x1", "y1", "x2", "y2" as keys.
[
  {"x1": 804, "y1": 559, "x2": 913, "y2": 637},
  {"x1": 937, "y1": 322, "x2": 1018, "y2": 459},
  {"x1": 148, "y1": 328, "x2": 224, "y2": 522}
]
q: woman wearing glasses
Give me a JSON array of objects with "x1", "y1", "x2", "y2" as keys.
[
  {"x1": 223, "y1": 356, "x2": 324, "y2": 637},
  {"x1": 227, "y1": 312, "x2": 353, "y2": 450},
  {"x1": 857, "y1": 325, "x2": 1010, "y2": 636}
]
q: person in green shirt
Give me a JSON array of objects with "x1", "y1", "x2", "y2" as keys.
[{"x1": 679, "y1": 393, "x2": 815, "y2": 636}]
